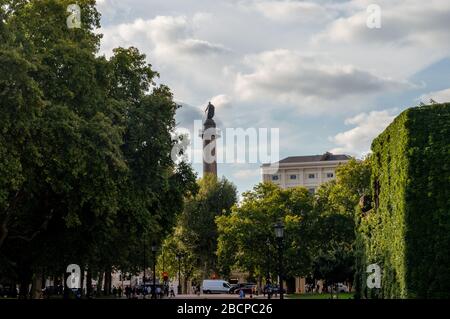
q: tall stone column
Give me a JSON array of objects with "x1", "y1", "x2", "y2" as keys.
[{"x1": 199, "y1": 102, "x2": 219, "y2": 177}]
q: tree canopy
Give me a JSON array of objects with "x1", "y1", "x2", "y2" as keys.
[{"x1": 0, "y1": 0, "x2": 197, "y2": 297}]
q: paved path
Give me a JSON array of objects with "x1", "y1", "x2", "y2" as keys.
[{"x1": 171, "y1": 294, "x2": 281, "y2": 300}]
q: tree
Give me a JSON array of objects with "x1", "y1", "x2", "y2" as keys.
[
  {"x1": 163, "y1": 174, "x2": 237, "y2": 284},
  {"x1": 216, "y1": 183, "x2": 315, "y2": 287},
  {"x1": 0, "y1": 0, "x2": 197, "y2": 298},
  {"x1": 311, "y1": 158, "x2": 371, "y2": 292}
]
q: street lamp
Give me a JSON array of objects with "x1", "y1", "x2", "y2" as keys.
[
  {"x1": 274, "y1": 220, "x2": 285, "y2": 300},
  {"x1": 152, "y1": 242, "x2": 157, "y2": 299},
  {"x1": 143, "y1": 240, "x2": 147, "y2": 299},
  {"x1": 266, "y1": 238, "x2": 271, "y2": 282},
  {"x1": 176, "y1": 252, "x2": 182, "y2": 295},
  {"x1": 266, "y1": 237, "x2": 272, "y2": 299}
]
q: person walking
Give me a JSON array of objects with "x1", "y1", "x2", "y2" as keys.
[{"x1": 156, "y1": 286, "x2": 161, "y2": 299}]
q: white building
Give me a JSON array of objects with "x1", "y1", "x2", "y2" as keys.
[
  {"x1": 261, "y1": 152, "x2": 351, "y2": 194},
  {"x1": 261, "y1": 152, "x2": 351, "y2": 294}
]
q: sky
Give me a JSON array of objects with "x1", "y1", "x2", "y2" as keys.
[{"x1": 95, "y1": 0, "x2": 450, "y2": 195}]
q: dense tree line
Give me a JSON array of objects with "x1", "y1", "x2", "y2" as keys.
[
  {"x1": 216, "y1": 159, "x2": 371, "y2": 292},
  {"x1": 158, "y1": 175, "x2": 237, "y2": 293},
  {"x1": 0, "y1": 0, "x2": 197, "y2": 298}
]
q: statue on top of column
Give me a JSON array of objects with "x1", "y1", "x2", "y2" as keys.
[{"x1": 205, "y1": 102, "x2": 215, "y2": 120}]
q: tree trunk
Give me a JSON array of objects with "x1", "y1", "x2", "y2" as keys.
[
  {"x1": 104, "y1": 270, "x2": 112, "y2": 296},
  {"x1": 31, "y1": 271, "x2": 43, "y2": 299},
  {"x1": 63, "y1": 271, "x2": 70, "y2": 299},
  {"x1": 80, "y1": 266, "x2": 85, "y2": 298},
  {"x1": 183, "y1": 277, "x2": 189, "y2": 294},
  {"x1": 96, "y1": 272, "x2": 103, "y2": 297},
  {"x1": 258, "y1": 275, "x2": 263, "y2": 294},
  {"x1": 0, "y1": 219, "x2": 9, "y2": 251},
  {"x1": 86, "y1": 267, "x2": 93, "y2": 298},
  {"x1": 18, "y1": 264, "x2": 32, "y2": 299}
]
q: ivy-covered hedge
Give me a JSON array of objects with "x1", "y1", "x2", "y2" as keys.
[{"x1": 355, "y1": 103, "x2": 450, "y2": 299}]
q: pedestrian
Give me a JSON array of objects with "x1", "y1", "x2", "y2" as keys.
[
  {"x1": 164, "y1": 285, "x2": 169, "y2": 297},
  {"x1": 170, "y1": 285, "x2": 175, "y2": 298},
  {"x1": 239, "y1": 289, "x2": 245, "y2": 299}
]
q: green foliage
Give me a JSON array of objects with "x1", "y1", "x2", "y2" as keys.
[
  {"x1": 355, "y1": 103, "x2": 450, "y2": 299},
  {"x1": 311, "y1": 158, "x2": 370, "y2": 287},
  {"x1": 216, "y1": 183, "x2": 315, "y2": 280},
  {"x1": 163, "y1": 175, "x2": 237, "y2": 281},
  {"x1": 0, "y1": 0, "x2": 197, "y2": 291}
]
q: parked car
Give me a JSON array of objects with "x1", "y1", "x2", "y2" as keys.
[
  {"x1": 202, "y1": 280, "x2": 231, "y2": 294},
  {"x1": 263, "y1": 284, "x2": 286, "y2": 295},
  {"x1": 331, "y1": 283, "x2": 349, "y2": 293},
  {"x1": 233, "y1": 284, "x2": 257, "y2": 295},
  {"x1": 229, "y1": 282, "x2": 256, "y2": 294},
  {"x1": 0, "y1": 285, "x2": 18, "y2": 298}
]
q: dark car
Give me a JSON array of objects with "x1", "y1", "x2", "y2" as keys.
[
  {"x1": 234, "y1": 284, "x2": 258, "y2": 295},
  {"x1": 0, "y1": 285, "x2": 18, "y2": 298},
  {"x1": 263, "y1": 284, "x2": 286, "y2": 295},
  {"x1": 229, "y1": 283, "x2": 256, "y2": 294}
]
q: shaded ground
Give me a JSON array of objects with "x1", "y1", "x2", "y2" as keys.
[{"x1": 287, "y1": 292, "x2": 354, "y2": 299}]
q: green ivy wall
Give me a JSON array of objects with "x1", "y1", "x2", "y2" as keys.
[{"x1": 355, "y1": 103, "x2": 450, "y2": 298}]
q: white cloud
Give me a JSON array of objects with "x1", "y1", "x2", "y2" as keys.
[
  {"x1": 329, "y1": 109, "x2": 398, "y2": 156},
  {"x1": 419, "y1": 88, "x2": 450, "y2": 104},
  {"x1": 316, "y1": 0, "x2": 450, "y2": 47},
  {"x1": 234, "y1": 50, "x2": 413, "y2": 113},
  {"x1": 94, "y1": 0, "x2": 450, "y2": 194},
  {"x1": 100, "y1": 16, "x2": 230, "y2": 59},
  {"x1": 248, "y1": 0, "x2": 337, "y2": 24},
  {"x1": 211, "y1": 94, "x2": 232, "y2": 110},
  {"x1": 99, "y1": 14, "x2": 235, "y2": 103}
]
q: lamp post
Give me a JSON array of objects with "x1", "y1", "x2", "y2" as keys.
[
  {"x1": 274, "y1": 220, "x2": 285, "y2": 300},
  {"x1": 266, "y1": 238, "x2": 271, "y2": 281},
  {"x1": 176, "y1": 252, "x2": 182, "y2": 295},
  {"x1": 143, "y1": 240, "x2": 147, "y2": 299},
  {"x1": 152, "y1": 242, "x2": 157, "y2": 299},
  {"x1": 266, "y1": 237, "x2": 272, "y2": 299}
]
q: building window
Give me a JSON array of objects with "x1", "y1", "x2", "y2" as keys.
[
  {"x1": 308, "y1": 188, "x2": 315, "y2": 195},
  {"x1": 272, "y1": 175, "x2": 279, "y2": 181},
  {"x1": 290, "y1": 175, "x2": 297, "y2": 180},
  {"x1": 308, "y1": 173, "x2": 315, "y2": 179},
  {"x1": 327, "y1": 172, "x2": 334, "y2": 178}
]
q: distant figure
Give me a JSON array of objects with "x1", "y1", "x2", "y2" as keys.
[
  {"x1": 205, "y1": 102, "x2": 215, "y2": 120},
  {"x1": 170, "y1": 285, "x2": 175, "y2": 298},
  {"x1": 156, "y1": 286, "x2": 161, "y2": 299},
  {"x1": 239, "y1": 289, "x2": 245, "y2": 299}
]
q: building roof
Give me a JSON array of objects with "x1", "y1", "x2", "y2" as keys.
[{"x1": 262, "y1": 152, "x2": 351, "y2": 167}]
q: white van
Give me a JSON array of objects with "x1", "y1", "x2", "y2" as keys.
[{"x1": 202, "y1": 280, "x2": 231, "y2": 294}]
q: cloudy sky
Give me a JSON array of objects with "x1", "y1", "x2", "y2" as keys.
[{"x1": 96, "y1": 0, "x2": 450, "y2": 195}]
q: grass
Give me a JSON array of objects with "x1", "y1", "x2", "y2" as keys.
[{"x1": 287, "y1": 292, "x2": 355, "y2": 299}]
